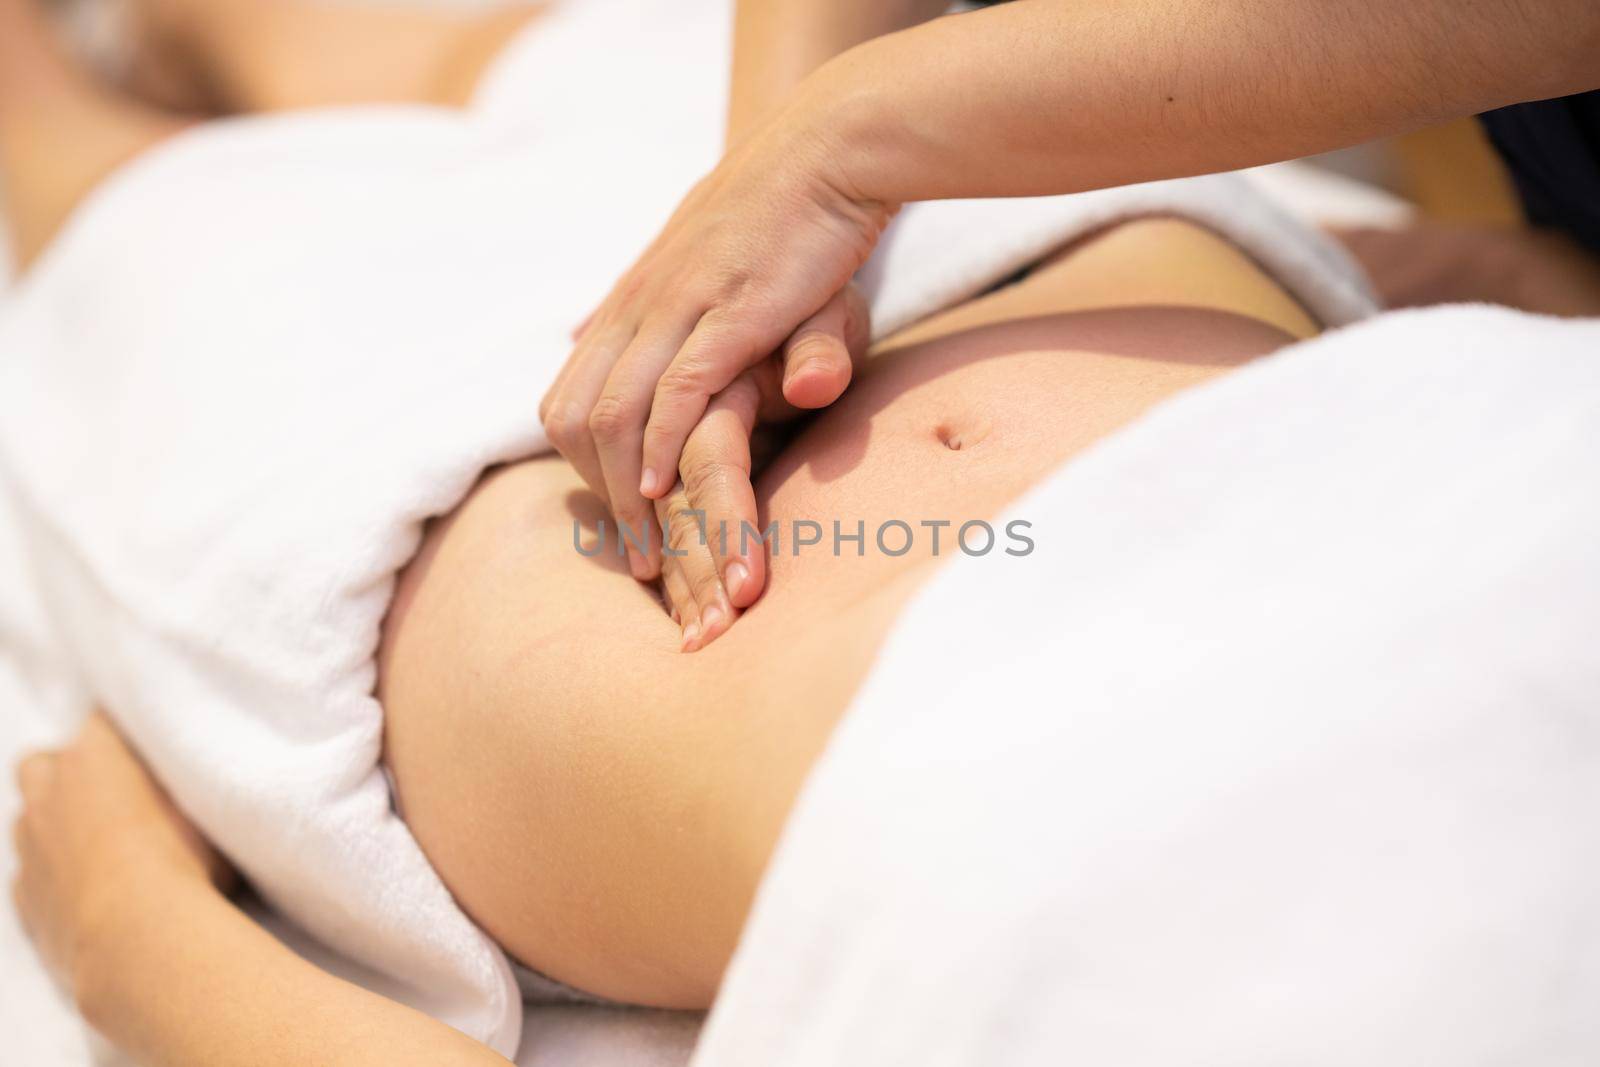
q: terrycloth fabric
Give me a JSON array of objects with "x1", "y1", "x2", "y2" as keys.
[
  {"x1": 863, "y1": 175, "x2": 1375, "y2": 335},
  {"x1": 694, "y1": 305, "x2": 1600, "y2": 1067},
  {"x1": 0, "y1": 478, "x2": 96, "y2": 1065},
  {"x1": 0, "y1": 0, "x2": 1371, "y2": 1056}
]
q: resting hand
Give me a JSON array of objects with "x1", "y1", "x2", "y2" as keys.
[
  {"x1": 652, "y1": 282, "x2": 869, "y2": 651},
  {"x1": 12, "y1": 714, "x2": 230, "y2": 991},
  {"x1": 540, "y1": 101, "x2": 892, "y2": 583},
  {"x1": 1335, "y1": 223, "x2": 1600, "y2": 318}
]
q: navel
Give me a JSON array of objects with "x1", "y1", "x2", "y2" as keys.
[{"x1": 934, "y1": 418, "x2": 992, "y2": 452}]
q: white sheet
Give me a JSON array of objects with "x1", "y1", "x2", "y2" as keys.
[{"x1": 696, "y1": 304, "x2": 1600, "y2": 1066}]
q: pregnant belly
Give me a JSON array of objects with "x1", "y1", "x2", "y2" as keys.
[{"x1": 378, "y1": 217, "x2": 1316, "y2": 1008}]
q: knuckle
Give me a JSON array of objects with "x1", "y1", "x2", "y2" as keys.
[
  {"x1": 543, "y1": 402, "x2": 589, "y2": 448},
  {"x1": 789, "y1": 327, "x2": 840, "y2": 358},
  {"x1": 683, "y1": 458, "x2": 743, "y2": 501},
  {"x1": 662, "y1": 495, "x2": 700, "y2": 531},
  {"x1": 642, "y1": 416, "x2": 685, "y2": 451},
  {"x1": 656, "y1": 361, "x2": 713, "y2": 403},
  {"x1": 616, "y1": 270, "x2": 649, "y2": 305},
  {"x1": 587, "y1": 395, "x2": 636, "y2": 442},
  {"x1": 689, "y1": 568, "x2": 723, "y2": 600},
  {"x1": 652, "y1": 492, "x2": 676, "y2": 526},
  {"x1": 664, "y1": 508, "x2": 705, "y2": 554}
]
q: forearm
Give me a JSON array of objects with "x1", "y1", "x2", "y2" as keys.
[
  {"x1": 76, "y1": 869, "x2": 507, "y2": 1067},
  {"x1": 803, "y1": 0, "x2": 1600, "y2": 204},
  {"x1": 727, "y1": 0, "x2": 947, "y2": 145}
]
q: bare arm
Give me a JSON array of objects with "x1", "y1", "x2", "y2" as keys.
[
  {"x1": 541, "y1": 0, "x2": 1599, "y2": 644},
  {"x1": 727, "y1": 0, "x2": 946, "y2": 143},
  {"x1": 12, "y1": 716, "x2": 509, "y2": 1067},
  {"x1": 811, "y1": 0, "x2": 1600, "y2": 203},
  {"x1": 579, "y1": 0, "x2": 922, "y2": 640},
  {"x1": 79, "y1": 877, "x2": 511, "y2": 1067}
]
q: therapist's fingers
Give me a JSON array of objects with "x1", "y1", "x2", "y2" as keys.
[
  {"x1": 591, "y1": 314, "x2": 702, "y2": 581},
  {"x1": 570, "y1": 307, "x2": 599, "y2": 343},
  {"x1": 657, "y1": 545, "x2": 695, "y2": 633},
  {"x1": 779, "y1": 282, "x2": 870, "y2": 410},
  {"x1": 541, "y1": 316, "x2": 638, "y2": 512},
  {"x1": 654, "y1": 483, "x2": 735, "y2": 651},
  {"x1": 679, "y1": 372, "x2": 764, "y2": 611},
  {"x1": 638, "y1": 305, "x2": 789, "y2": 505}
]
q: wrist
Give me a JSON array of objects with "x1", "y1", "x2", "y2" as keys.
[
  {"x1": 72, "y1": 859, "x2": 210, "y2": 1027},
  {"x1": 786, "y1": 35, "x2": 909, "y2": 213}
]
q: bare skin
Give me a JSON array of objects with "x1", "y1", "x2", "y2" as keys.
[
  {"x1": 1336, "y1": 223, "x2": 1600, "y2": 319},
  {"x1": 0, "y1": 0, "x2": 191, "y2": 267},
  {"x1": 14, "y1": 717, "x2": 513, "y2": 1067},
  {"x1": 14, "y1": 216, "x2": 1321, "y2": 1067},
  {"x1": 4, "y1": 2, "x2": 546, "y2": 1064},
  {"x1": 379, "y1": 216, "x2": 1319, "y2": 1008},
  {"x1": 119, "y1": 0, "x2": 546, "y2": 113},
  {"x1": 540, "y1": 0, "x2": 1600, "y2": 617},
  {"x1": 0, "y1": 0, "x2": 541, "y2": 266},
  {"x1": 7, "y1": 0, "x2": 1317, "y2": 1062}
]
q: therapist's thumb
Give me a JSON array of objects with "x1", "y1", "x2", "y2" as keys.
[{"x1": 780, "y1": 283, "x2": 869, "y2": 410}]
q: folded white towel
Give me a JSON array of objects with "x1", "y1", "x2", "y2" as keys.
[{"x1": 0, "y1": 0, "x2": 1372, "y2": 1054}]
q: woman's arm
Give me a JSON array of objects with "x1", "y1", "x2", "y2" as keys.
[
  {"x1": 539, "y1": 0, "x2": 1599, "y2": 584},
  {"x1": 12, "y1": 715, "x2": 509, "y2": 1067},
  {"x1": 79, "y1": 878, "x2": 511, "y2": 1067},
  {"x1": 814, "y1": 0, "x2": 1600, "y2": 205},
  {"x1": 727, "y1": 0, "x2": 946, "y2": 144},
  {"x1": 551, "y1": 0, "x2": 937, "y2": 642}
]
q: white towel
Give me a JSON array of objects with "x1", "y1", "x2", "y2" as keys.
[
  {"x1": 695, "y1": 305, "x2": 1600, "y2": 1067},
  {"x1": 0, "y1": 0, "x2": 1372, "y2": 1054}
]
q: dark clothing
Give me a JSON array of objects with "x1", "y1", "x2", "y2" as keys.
[{"x1": 1480, "y1": 91, "x2": 1600, "y2": 254}]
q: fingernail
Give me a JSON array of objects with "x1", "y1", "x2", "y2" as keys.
[
  {"x1": 724, "y1": 560, "x2": 749, "y2": 600},
  {"x1": 628, "y1": 550, "x2": 650, "y2": 581},
  {"x1": 670, "y1": 608, "x2": 680, "y2": 625},
  {"x1": 701, "y1": 603, "x2": 725, "y2": 633},
  {"x1": 681, "y1": 622, "x2": 701, "y2": 651},
  {"x1": 640, "y1": 468, "x2": 659, "y2": 496}
]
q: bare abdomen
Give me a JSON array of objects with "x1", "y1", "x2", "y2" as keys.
[{"x1": 379, "y1": 218, "x2": 1315, "y2": 1008}]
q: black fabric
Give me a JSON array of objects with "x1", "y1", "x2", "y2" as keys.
[{"x1": 1479, "y1": 91, "x2": 1600, "y2": 254}]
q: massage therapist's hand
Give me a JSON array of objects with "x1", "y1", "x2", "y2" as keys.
[
  {"x1": 651, "y1": 282, "x2": 868, "y2": 651},
  {"x1": 12, "y1": 713, "x2": 231, "y2": 993},
  {"x1": 539, "y1": 99, "x2": 893, "y2": 587}
]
